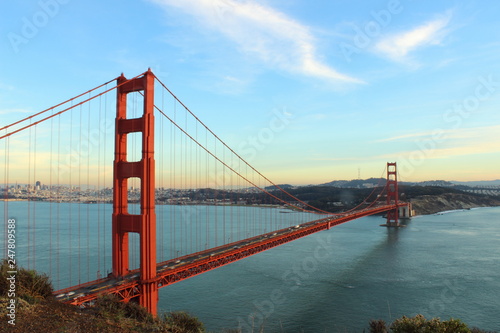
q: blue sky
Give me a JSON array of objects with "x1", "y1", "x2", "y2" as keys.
[{"x1": 1, "y1": 0, "x2": 500, "y2": 184}]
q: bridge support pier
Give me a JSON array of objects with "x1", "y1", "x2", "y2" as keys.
[{"x1": 112, "y1": 69, "x2": 158, "y2": 315}]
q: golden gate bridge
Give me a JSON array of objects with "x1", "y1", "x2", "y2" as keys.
[{"x1": 1, "y1": 69, "x2": 409, "y2": 315}]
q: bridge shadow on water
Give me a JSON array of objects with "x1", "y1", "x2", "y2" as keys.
[{"x1": 282, "y1": 218, "x2": 413, "y2": 332}]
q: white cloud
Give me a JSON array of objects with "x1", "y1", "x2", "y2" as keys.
[
  {"x1": 376, "y1": 130, "x2": 437, "y2": 143},
  {"x1": 375, "y1": 12, "x2": 452, "y2": 62},
  {"x1": 149, "y1": 0, "x2": 363, "y2": 84}
]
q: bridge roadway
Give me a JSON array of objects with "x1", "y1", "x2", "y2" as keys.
[{"x1": 54, "y1": 203, "x2": 405, "y2": 307}]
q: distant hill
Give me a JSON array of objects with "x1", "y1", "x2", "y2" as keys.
[
  {"x1": 414, "y1": 180, "x2": 455, "y2": 187},
  {"x1": 319, "y1": 178, "x2": 456, "y2": 188},
  {"x1": 320, "y1": 178, "x2": 385, "y2": 188},
  {"x1": 451, "y1": 179, "x2": 500, "y2": 187},
  {"x1": 264, "y1": 184, "x2": 295, "y2": 190},
  {"x1": 319, "y1": 178, "x2": 500, "y2": 188}
]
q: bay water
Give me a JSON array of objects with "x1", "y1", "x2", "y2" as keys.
[{"x1": 1, "y1": 202, "x2": 499, "y2": 332}]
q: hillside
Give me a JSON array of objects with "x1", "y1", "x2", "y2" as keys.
[
  {"x1": 409, "y1": 192, "x2": 500, "y2": 215},
  {"x1": 0, "y1": 296, "x2": 205, "y2": 333},
  {"x1": 0, "y1": 260, "x2": 205, "y2": 333}
]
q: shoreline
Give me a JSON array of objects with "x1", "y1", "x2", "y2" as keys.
[
  {"x1": 409, "y1": 192, "x2": 500, "y2": 216},
  {"x1": 4, "y1": 197, "x2": 500, "y2": 217},
  {"x1": 433, "y1": 205, "x2": 498, "y2": 215},
  {"x1": 412, "y1": 204, "x2": 500, "y2": 217}
]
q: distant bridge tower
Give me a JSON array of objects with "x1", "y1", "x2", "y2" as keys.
[
  {"x1": 112, "y1": 69, "x2": 158, "y2": 315},
  {"x1": 385, "y1": 162, "x2": 400, "y2": 227}
]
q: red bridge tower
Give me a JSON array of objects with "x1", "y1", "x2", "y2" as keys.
[
  {"x1": 385, "y1": 162, "x2": 400, "y2": 227},
  {"x1": 112, "y1": 70, "x2": 158, "y2": 315}
]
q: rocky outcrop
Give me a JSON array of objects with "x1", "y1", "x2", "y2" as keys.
[{"x1": 410, "y1": 193, "x2": 500, "y2": 215}]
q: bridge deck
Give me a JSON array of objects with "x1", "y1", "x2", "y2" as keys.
[{"x1": 54, "y1": 203, "x2": 405, "y2": 307}]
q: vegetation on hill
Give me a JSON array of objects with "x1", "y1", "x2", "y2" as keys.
[
  {"x1": 369, "y1": 314, "x2": 495, "y2": 333},
  {"x1": 408, "y1": 191, "x2": 500, "y2": 215},
  {"x1": 0, "y1": 260, "x2": 205, "y2": 332}
]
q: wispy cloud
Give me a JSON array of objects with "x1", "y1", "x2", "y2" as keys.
[
  {"x1": 377, "y1": 125, "x2": 500, "y2": 143},
  {"x1": 307, "y1": 156, "x2": 368, "y2": 162},
  {"x1": 375, "y1": 12, "x2": 452, "y2": 63},
  {"x1": 384, "y1": 139, "x2": 500, "y2": 161},
  {"x1": 376, "y1": 125, "x2": 500, "y2": 160},
  {"x1": 376, "y1": 130, "x2": 437, "y2": 143},
  {"x1": 149, "y1": 0, "x2": 363, "y2": 84}
]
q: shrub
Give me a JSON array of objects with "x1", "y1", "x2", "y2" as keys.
[
  {"x1": 163, "y1": 311, "x2": 205, "y2": 333},
  {"x1": 390, "y1": 315, "x2": 470, "y2": 333},
  {"x1": 389, "y1": 314, "x2": 427, "y2": 333},
  {"x1": 369, "y1": 319, "x2": 388, "y2": 333},
  {"x1": 94, "y1": 294, "x2": 153, "y2": 322},
  {"x1": 0, "y1": 259, "x2": 53, "y2": 302}
]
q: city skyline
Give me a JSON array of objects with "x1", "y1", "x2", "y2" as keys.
[{"x1": 1, "y1": 1, "x2": 500, "y2": 184}]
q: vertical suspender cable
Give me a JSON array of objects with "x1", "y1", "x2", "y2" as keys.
[
  {"x1": 56, "y1": 114, "x2": 61, "y2": 289},
  {"x1": 48, "y1": 114, "x2": 53, "y2": 277},
  {"x1": 196, "y1": 122, "x2": 200, "y2": 252},
  {"x1": 195, "y1": 121, "x2": 200, "y2": 251},
  {"x1": 214, "y1": 136, "x2": 217, "y2": 246},
  {"x1": 173, "y1": 100, "x2": 177, "y2": 257},
  {"x1": 222, "y1": 147, "x2": 226, "y2": 244},
  {"x1": 181, "y1": 106, "x2": 185, "y2": 254},
  {"x1": 32, "y1": 124, "x2": 37, "y2": 270},
  {"x1": 103, "y1": 85, "x2": 108, "y2": 274},
  {"x1": 97, "y1": 92, "x2": 102, "y2": 278},
  {"x1": 193, "y1": 121, "x2": 197, "y2": 251},
  {"x1": 188, "y1": 111, "x2": 193, "y2": 254},
  {"x1": 179, "y1": 102, "x2": 184, "y2": 255},
  {"x1": 169, "y1": 101, "x2": 174, "y2": 259},
  {"x1": 206, "y1": 130, "x2": 209, "y2": 249},
  {"x1": 78, "y1": 104, "x2": 82, "y2": 284},
  {"x1": 159, "y1": 82, "x2": 164, "y2": 262},
  {"x1": 68, "y1": 103, "x2": 73, "y2": 286},
  {"x1": 27, "y1": 121, "x2": 31, "y2": 269},
  {"x1": 86, "y1": 92, "x2": 91, "y2": 281}
]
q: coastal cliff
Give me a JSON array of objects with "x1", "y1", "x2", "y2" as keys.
[{"x1": 409, "y1": 192, "x2": 500, "y2": 215}]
